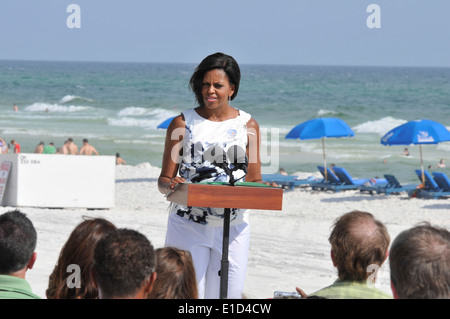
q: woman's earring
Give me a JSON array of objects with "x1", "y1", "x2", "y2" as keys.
[{"x1": 228, "y1": 95, "x2": 231, "y2": 106}]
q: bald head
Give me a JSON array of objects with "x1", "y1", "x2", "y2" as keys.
[{"x1": 329, "y1": 211, "x2": 390, "y2": 281}]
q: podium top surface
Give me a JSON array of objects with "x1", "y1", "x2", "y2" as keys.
[{"x1": 166, "y1": 182, "x2": 283, "y2": 211}]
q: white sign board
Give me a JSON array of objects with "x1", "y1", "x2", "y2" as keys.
[{"x1": 0, "y1": 154, "x2": 115, "y2": 209}]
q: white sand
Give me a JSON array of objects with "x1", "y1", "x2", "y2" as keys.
[{"x1": 2, "y1": 163, "x2": 449, "y2": 299}]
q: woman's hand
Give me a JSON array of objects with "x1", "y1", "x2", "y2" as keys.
[
  {"x1": 159, "y1": 175, "x2": 187, "y2": 196},
  {"x1": 167, "y1": 176, "x2": 186, "y2": 192}
]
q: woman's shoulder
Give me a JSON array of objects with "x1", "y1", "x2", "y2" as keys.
[
  {"x1": 238, "y1": 109, "x2": 258, "y2": 127},
  {"x1": 181, "y1": 108, "x2": 200, "y2": 123},
  {"x1": 165, "y1": 113, "x2": 186, "y2": 131},
  {"x1": 236, "y1": 108, "x2": 253, "y2": 124}
]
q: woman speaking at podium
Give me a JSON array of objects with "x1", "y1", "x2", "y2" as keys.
[{"x1": 158, "y1": 52, "x2": 262, "y2": 299}]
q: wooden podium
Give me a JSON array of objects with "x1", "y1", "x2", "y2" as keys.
[{"x1": 167, "y1": 182, "x2": 283, "y2": 299}]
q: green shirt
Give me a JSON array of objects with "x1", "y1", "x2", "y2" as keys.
[
  {"x1": 42, "y1": 145, "x2": 56, "y2": 154},
  {"x1": 0, "y1": 275, "x2": 41, "y2": 299},
  {"x1": 311, "y1": 279, "x2": 392, "y2": 299}
]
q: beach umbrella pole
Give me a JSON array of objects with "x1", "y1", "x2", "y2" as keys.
[
  {"x1": 322, "y1": 138, "x2": 327, "y2": 181},
  {"x1": 420, "y1": 144, "x2": 425, "y2": 185}
]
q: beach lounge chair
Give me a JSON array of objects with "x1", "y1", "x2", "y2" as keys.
[
  {"x1": 415, "y1": 170, "x2": 441, "y2": 191},
  {"x1": 317, "y1": 166, "x2": 340, "y2": 184},
  {"x1": 411, "y1": 170, "x2": 450, "y2": 199},
  {"x1": 333, "y1": 166, "x2": 387, "y2": 187},
  {"x1": 359, "y1": 174, "x2": 417, "y2": 196},
  {"x1": 431, "y1": 172, "x2": 450, "y2": 192},
  {"x1": 310, "y1": 166, "x2": 359, "y2": 192},
  {"x1": 261, "y1": 174, "x2": 312, "y2": 190}
]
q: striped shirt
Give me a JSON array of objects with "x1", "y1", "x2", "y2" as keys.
[{"x1": 311, "y1": 280, "x2": 393, "y2": 299}]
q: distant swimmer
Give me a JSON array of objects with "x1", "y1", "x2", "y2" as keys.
[
  {"x1": 402, "y1": 148, "x2": 410, "y2": 156},
  {"x1": 13, "y1": 104, "x2": 18, "y2": 112},
  {"x1": 116, "y1": 153, "x2": 126, "y2": 165},
  {"x1": 79, "y1": 138, "x2": 99, "y2": 155},
  {"x1": 436, "y1": 159, "x2": 446, "y2": 168}
]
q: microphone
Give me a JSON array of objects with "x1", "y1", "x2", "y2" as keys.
[
  {"x1": 204, "y1": 145, "x2": 248, "y2": 186},
  {"x1": 227, "y1": 145, "x2": 248, "y2": 185},
  {"x1": 205, "y1": 145, "x2": 227, "y2": 168},
  {"x1": 227, "y1": 145, "x2": 248, "y2": 172},
  {"x1": 204, "y1": 145, "x2": 233, "y2": 181}
]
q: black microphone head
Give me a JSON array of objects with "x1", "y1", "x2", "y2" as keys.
[
  {"x1": 204, "y1": 145, "x2": 227, "y2": 167},
  {"x1": 227, "y1": 145, "x2": 248, "y2": 173}
]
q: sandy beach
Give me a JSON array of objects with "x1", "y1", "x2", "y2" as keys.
[{"x1": 2, "y1": 163, "x2": 449, "y2": 299}]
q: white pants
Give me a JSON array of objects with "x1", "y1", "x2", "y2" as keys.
[{"x1": 165, "y1": 213, "x2": 250, "y2": 299}]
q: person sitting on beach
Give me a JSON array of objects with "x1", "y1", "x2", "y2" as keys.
[
  {"x1": 67, "y1": 137, "x2": 79, "y2": 155},
  {"x1": 148, "y1": 247, "x2": 198, "y2": 299},
  {"x1": 92, "y1": 228, "x2": 157, "y2": 299},
  {"x1": 115, "y1": 153, "x2": 126, "y2": 165},
  {"x1": 46, "y1": 217, "x2": 117, "y2": 299},
  {"x1": 0, "y1": 210, "x2": 41, "y2": 299},
  {"x1": 389, "y1": 223, "x2": 450, "y2": 299},
  {"x1": 79, "y1": 138, "x2": 99, "y2": 155},
  {"x1": 330, "y1": 163, "x2": 336, "y2": 175},
  {"x1": 61, "y1": 140, "x2": 70, "y2": 154},
  {"x1": 0, "y1": 137, "x2": 9, "y2": 154},
  {"x1": 295, "y1": 210, "x2": 392, "y2": 299},
  {"x1": 34, "y1": 141, "x2": 44, "y2": 154},
  {"x1": 10, "y1": 139, "x2": 20, "y2": 153},
  {"x1": 42, "y1": 142, "x2": 56, "y2": 154}
]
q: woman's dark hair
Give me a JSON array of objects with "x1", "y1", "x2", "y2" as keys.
[
  {"x1": 46, "y1": 217, "x2": 117, "y2": 299},
  {"x1": 148, "y1": 247, "x2": 198, "y2": 299},
  {"x1": 189, "y1": 52, "x2": 241, "y2": 106}
]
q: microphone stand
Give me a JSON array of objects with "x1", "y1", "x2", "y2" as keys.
[
  {"x1": 219, "y1": 153, "x2": 247, "y2": 299},
  {"x1": 220, "y1": 208, "x2": 231, "y2": 299}
]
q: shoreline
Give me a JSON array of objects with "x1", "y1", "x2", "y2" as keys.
[{"x1": 1, "y1": 162, "x2": 449, "y2": 299}]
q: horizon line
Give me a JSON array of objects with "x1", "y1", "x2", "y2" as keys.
[{"x1": 1, "y1": 58, "x2": 449, "y2": 70}]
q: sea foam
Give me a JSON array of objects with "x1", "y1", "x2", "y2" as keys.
[
  {"x1": 353, "y1": 117, "x2": 407, "y2": 136},
  {"x1": 59, "y1": 95, "x2": 94, "y2": 104},
  {"x1": 25, "y1": 102, "x2": 93, "y2": 113}
]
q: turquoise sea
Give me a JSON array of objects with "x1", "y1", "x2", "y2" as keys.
[{"x1": 1, "y1": 60, "x2": 449, "y2": 183}]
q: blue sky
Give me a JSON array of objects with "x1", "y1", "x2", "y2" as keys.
[{"x1": 1, "y1": 0, "x2": 449, "y2": 67}]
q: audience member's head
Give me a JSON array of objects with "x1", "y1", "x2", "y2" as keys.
[
  {"x1": 148, "y1": 247, "x2": 198, "y2": 299},
  {"x1": 0, "y1": 210, "x2": 37, "y2": 277},
  {"x1": 389, "y1": 223, "x2": 450, "y2": 299},
  {"x1": 92, "y1": 228, "x2": 157, "y2": 299},
  {"x1": 46, "y1": 216, "x2": 117, "y2": 299},
  {"x1": 329, "y1": 210, "x2": 390, "y2": 282}
]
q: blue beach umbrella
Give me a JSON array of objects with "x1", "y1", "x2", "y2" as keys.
[
  {"x1": 285, "y1": 117, "x2": 355, "y2": 181},
  {"x1": 157, "y1": 116, "x2": 176, "y2": 129},
  {"x1": 381, "y1": 119, "x2": 450, "y2": 184}
]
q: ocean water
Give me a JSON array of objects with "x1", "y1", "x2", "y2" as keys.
[{"x1": 1, "y1": 60, "x2": 450, "y2": 183}]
